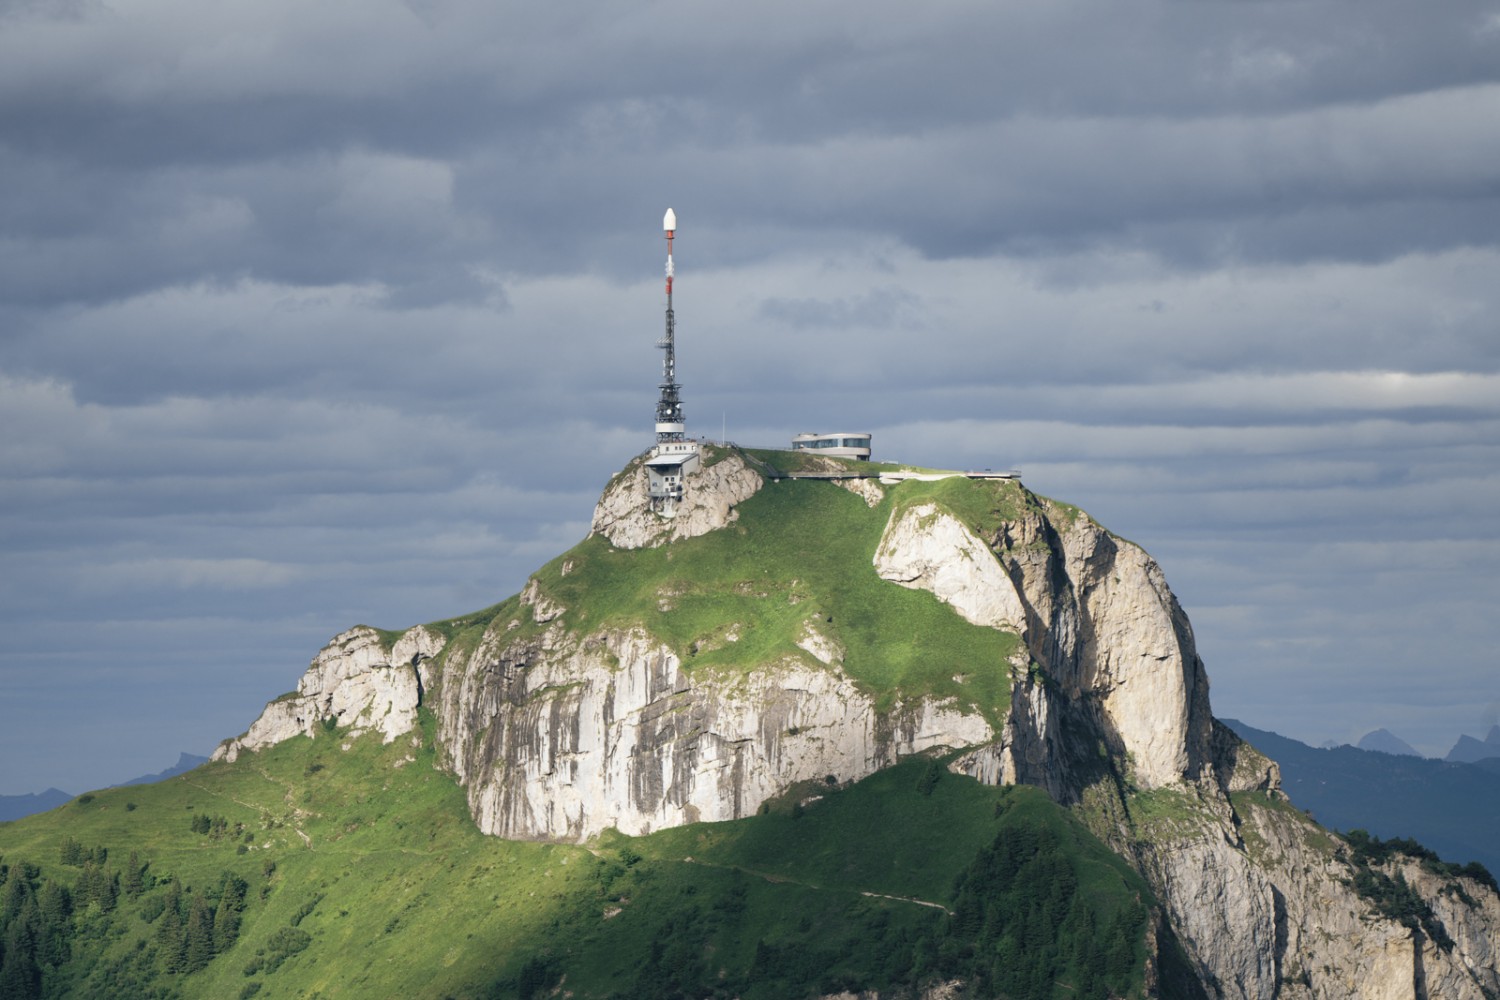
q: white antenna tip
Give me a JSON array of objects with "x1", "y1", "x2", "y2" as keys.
[{"x1": 663, "y1": 208, "x2": 677, "y2": 232}]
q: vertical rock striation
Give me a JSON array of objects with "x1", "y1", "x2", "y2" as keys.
[{"x1": 427, "y1": 620, "x2": 991, "y2": 840}]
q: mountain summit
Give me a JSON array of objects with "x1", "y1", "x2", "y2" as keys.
[
  {"x1": 217, "y1": 446, "x2": 1218, "y2": 837},
  {"x1": 212, "y1": 446, "x2": 1500, "y2": 999},
  {"x1": 1446, "y1": 724, "x2": 1500, "y2": 764},
  {"x1": 1356, "y1": 729, "x2": 1422, "y2": 757}
]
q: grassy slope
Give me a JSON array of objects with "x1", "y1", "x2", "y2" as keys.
[
  {"x1": 526, "y1": 471, "x2": 1025, "y2": 726},
  {"x1": 0, "y1": 716, "x2": 586, "y2": 1000},
  {"x1": 0, "y1": 733, "x2": 1155, "y2": 1000}
]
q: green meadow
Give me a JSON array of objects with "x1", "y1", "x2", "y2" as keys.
[{"x1": 1, "y1": 724, "x2": 1159, "y2": 999}]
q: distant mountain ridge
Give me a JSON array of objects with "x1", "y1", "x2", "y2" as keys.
[
  {"x1": 0, "y1": 788, "x2": 72, "y2": 823},
  {"x1": 1446, "y1": 724, "x2": 1500, "y2": 764},
  {"x1": 1224, "y1": 719, "x2": 1500, "y2": 875},
  {"x1": 116, "y1": 751, "x2": 209, "y2": 787},
  {"x1": 0, "y1": 752, "x2": 207, "y2": 823},
  {"x1": 1356, "y1": 727, "x2": 1420, "y2": 757}
]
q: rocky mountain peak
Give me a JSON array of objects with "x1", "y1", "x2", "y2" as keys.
[{"x1": 213, "y1": 446, "x2": 1500, "y2": 1000}]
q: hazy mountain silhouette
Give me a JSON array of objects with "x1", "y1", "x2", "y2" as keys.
[
  {"x1": 1356, "y1": 728, "x2": 1421, "y2": 757},
  {"x1": 1224, "y1": 719, "x2": 1500, "y2": 875},
  {"x1": 0, "y1": 752, "x2": 207, "y2": 822},
  {"x1": 1445, "y1": 725, "x2": 1500, "y2": 764}
]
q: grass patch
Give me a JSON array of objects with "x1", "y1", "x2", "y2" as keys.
[
  {"x1": 539, "y1": 758, "x2": 1157, "y2": 1000},
  {"x1": 1127, "y1": 787, "x2": 1221, "y2": 844},
  {"x1": 887, "y1": 475, "x2": 1029, "y2": 541},
  {"x1": 0, "y1": 714, "x2": 597, "y2": 1000}
]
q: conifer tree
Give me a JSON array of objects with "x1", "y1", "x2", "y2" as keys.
[
  {"x1": 213, "y1": 876, "x2": 245, "y2": 953},
  {"x1": 0, "y1": 872, "x2": 28, "y2": 925},
  {"x1": 184, "y1": 892, "x2": 215, "y2": 973},
  {"x1": 58, "y1": 837, "x2": 83, "y2": 867},
  {"x1": 36, "y1": 879, "x2": 72, "y2": 966},
  {"x1": 0, "y1": 920, "x2": 41, "y2": 1000},
  {"x1": 156, "y1": 880, "x2": 187, "y2": 974},
  {"x1": 123, "y1": 851, "x2": 145, "y2": 898}
]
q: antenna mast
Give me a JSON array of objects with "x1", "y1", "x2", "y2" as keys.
[{"x1": 655, "y1": 208, "x2": 685, "y2": 443}]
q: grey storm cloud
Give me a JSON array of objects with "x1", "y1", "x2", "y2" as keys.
[{"x1": 1, "y1": 0, "x2": 1498, "y2": 793}]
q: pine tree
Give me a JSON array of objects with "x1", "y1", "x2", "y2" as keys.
[
  {"x1": 0, "y1": 919, "x2": 41, "y2": 1000},
  {"x1": 213, "y1": 877, "x2": 244, "y2": 954},
  {"x1": 75, "y1": 861, "x2": 118, "y2": 914},
  {"x1": 36, "y1": 879, "x2": 72, "y2": 966},
  {"x1": 58, "y1": 837, "x2": 83, "y2": 867},
  {"x1": 0, "y1": 872, "x2": 29, "y2": 925},
  {"x1": 156, "y1": 906, "x2": 186, "y2": 975},
  {"x1": 156, "y1": 880, "x2": 187, "y2": 974},
  {"x1": 122, "y1": 851, "x2": 144, "y2": 898},
  {"x1": 184, "y1": 892, "x2": 215, "y2": 973}
]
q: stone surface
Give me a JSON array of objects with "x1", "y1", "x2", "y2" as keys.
[
  {"x1": 213, "y1": 625, "x2": 439, "y2": 762},
  {"x1": 430, "y1": 623, "x2": 992, "y2": 840},
  {"x1": 589, "y1": 446, "x2": 763, "y2": 549},
  {"x1": 881, "y1": 496, "x2": 1212, "y2": 795},
  {"x1": 1130, "y1": 780, "x2": 1500, "y2": 1000},
  {"x1": 874, "y1": 502, "x2": 1028, "y2": 632},
  {"x1": 834, "y1": 477, "x2": 885, "y2": 507}
]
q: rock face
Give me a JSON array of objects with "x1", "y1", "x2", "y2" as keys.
[
  {"x1": 213, "y1": 625, "x2": 444, "y2": 762},
  {"x1": 430, "y1": 623, "x2": 990, "y2": 839},
  {"x1": 590, "y1": 446, "x2": 763, "y2": 549},
  {"x1": 217, "y1": 448, "x2": 1500, "y2": 998},
  {"x1": 1129, "y1": 772, "x2": 1500, "y2": 1000},
  {"x1": 875, "y1": 502, "x2": 1028, "y2": 632},
  {"x1": 909, "y1": 495, "x2": 1215, "y2": 798}
]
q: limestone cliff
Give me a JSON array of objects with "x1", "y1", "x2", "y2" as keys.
[
  {"x1": 1122, "y1": 757, "x2": 1500, "y2": 1000},
  {"x1": 215, "y1": 445, "x2": 1500, "y2": 999}
]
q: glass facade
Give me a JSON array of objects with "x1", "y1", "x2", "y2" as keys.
[{"x1": 792, "y1": 434, "x2": 871, "y2": 451}]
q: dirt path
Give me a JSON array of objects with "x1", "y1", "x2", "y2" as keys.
[{"x1": 678, "y1": 856, "x2": 951, "y2": 913}]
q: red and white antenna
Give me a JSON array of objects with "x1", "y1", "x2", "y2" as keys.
[
  {"x1": 655, "y1": 208, "x2": 685, "y2": 443},
  {"x1": 664, "y1": 207, "x2": 676, "y2": 295}
]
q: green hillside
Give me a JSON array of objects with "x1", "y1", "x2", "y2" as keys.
[{"x1": 0, "y1": 714, "x2": 1177, "y2": 999}]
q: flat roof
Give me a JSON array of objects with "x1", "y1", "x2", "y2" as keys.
[{"x1": 644, "y1": 452, "x2": 697, "y2": 467}]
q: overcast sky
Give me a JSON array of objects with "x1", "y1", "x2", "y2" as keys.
[{"x1": 3, "y1": 0, "x2": 1498, "y2": 795}]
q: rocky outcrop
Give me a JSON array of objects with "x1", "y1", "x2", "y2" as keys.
[
  {"x1": 834, "y1": 477, "x2": 885, "y2": 507},
  {"x1": 214, "y1": 624, "x2": 443, "y2": 762},
  {"x1": 879, "y1": 494, "x2": 1213, "y2": 796},
  {"x1": 590, "y1": 446, "x2": 763, "y2": 549},
  {"x1": 1129, "y1": 782, "x2": 1500, "y2": 1000},
  {"x1": 875, "y1": 502, "x2": 1028, "y2": 632}
]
